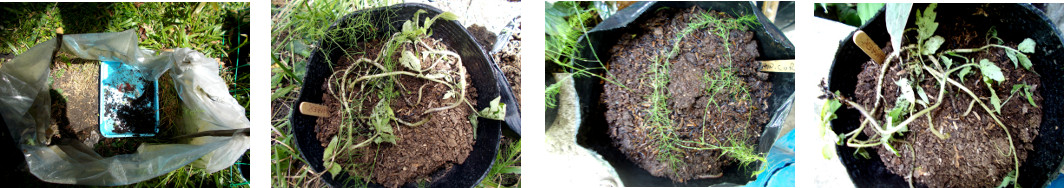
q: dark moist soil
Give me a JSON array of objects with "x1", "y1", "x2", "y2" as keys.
[
  {"x1": 602, "y1": 6, "x2": 771, "y2": 182},
  {"x1": 314, "y1": 37, "x2": 477, "y2": 188},
  {"x1": 851, "y1": 18, "x2": 1042, "y2": 187},
  {"x1": 108, "y1": 78, "x2": 157, "y2": 135}
]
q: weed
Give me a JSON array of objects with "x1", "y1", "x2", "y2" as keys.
[
  {"x1": 544, "y1": 1, "x2": 628, "y2": 108},
  {"x1": 641, "y1": 10, "x2": 764, "y2": 177}
]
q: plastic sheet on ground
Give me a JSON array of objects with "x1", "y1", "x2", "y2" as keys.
[{"x1": 0, "y1": 29, "x2": 250, "y2": 186}]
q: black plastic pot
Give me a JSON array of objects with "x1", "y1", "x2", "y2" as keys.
[
  {"x1": 290, "y1": 3, "x2": 502, "y2": 188},
  {"x1": 828, "y1": 3, "x2": 1064, "y2": 188},
  {"x1": 548, "y1": 1, "x2": 795, "y2": 186}
]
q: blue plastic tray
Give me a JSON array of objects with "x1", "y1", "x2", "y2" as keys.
[{"x1": 99, "y1": 61, "x2": 159, "y2": 138}]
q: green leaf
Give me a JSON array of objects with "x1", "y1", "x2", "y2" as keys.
[
  {"x1": 272, "y1": 85, "x2": 296, "y2": 101},
  {"x1": 1011, "y1": 84, "x2": 1025, "y2": 94},
  {"x1": 939, "y1": 55, "x2": 953, "y2": 69},
  {"x1": 822, "y1": 142, "x2": 837, "y2": 159},
  {"x1": 922, "y1": 35, "x2": 944, "y2": 55},
  {"x1": 885, "y1": 3, "x2": 913, "y2": 52},
  {"x1": 959, "y1": 66, "x2": 972, "y2": 82},
  {"x1": 916, "y1": 86, "x2": 930, "y2": 105},
  {"x1": 1005, "y1": 50, "x2": 1019, "y2": 68},
  {"x1": 402, "y1": 20, "x2": 414, "y2": 34},
  {"x1": 323, "y1": 137, "x2": 338, "y2": 161},
  {"x1": 438, "y1": 12, "x2": 459, "y2": 21},
  {"x1": 1017, "y1": 53, "x2": 1033, "y2": 71},
  {"x1": 400, "y1": 50, "x2": 421, "y2": 72},
  {"x1": 855, "y1": 147, "x2": 872, "y2": 159},
  {"x1": 979, "y1": 59, "x2": 1005, "y2": 82},
  {"x1": 914, "y1": 4, "x2": 939, "y2": 42},
  {"x1": 1023, "y1": 84, "x2": 1038, "y2": 107},
  {"x1": 379, "y1": 134, "x2": 396, "y2": 144},
  {"x1": 328, "y1": 163, "x2": 342, "y2": 178},
  {"x1": 997, "y1": 170, "x2": 1017, "y2": 188},
  {"x1": 857, "y1": 3, "x2": 885, "y2": 24},
  {"x1": 1018, "y1": 38, "x2": 1036, "y2": 53},
  {"x1": 478, "y1": 96, "x2": 507, "y2": 120}
]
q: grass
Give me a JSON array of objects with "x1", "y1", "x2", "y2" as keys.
[
  {"x1": 478, "y1": 139, "x2": 522, "y2": 188},
  {"x1": 544, "y1": 1, "x2": 629, "y2": 108},
  {"x1": 640, "y1": 10, "x2": 765, "y2": 176},
  {"x1": 0, "y1": 2, "x2": 250, "y2": 186}
]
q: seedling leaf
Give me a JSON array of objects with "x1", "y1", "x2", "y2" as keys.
[
  {"x1": 914, "y1": 4, "x2": 938, "y2": 41},
  {"x1": 1017, "y1": 53, "x2": 1032, "y2": 71},
  {"x1": 438, "y1": 12, "x2": 459, "y2": 21},
  {"x1": 328, "y1": 162, "x2": 342, "y2": 178},
  {"x1": 939, "y1": 55, "x2": 953, "y2": 69},
  {"x1": 959, "y1": 66, "x2": 972, "y2": 82},
  {"x1": 1006, "y1": 50, "x2": 1019, "y2": 68},
  {"x1": 979, "y1": 59, "x2": 1005, "y2": 82},
  {"x1": 1018, "y1": 38, "x2": 1036, "y2": 53},
  {"x1": 478, "y1": 96, "x2": 507, "y2": 120}
]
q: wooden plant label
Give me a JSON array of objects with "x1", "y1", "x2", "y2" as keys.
[
  {"x1": 759, "y1": 59, "x2": 795, "y2": 73},
  {"x1": 854, "y1": 30, "x2": 886, "y2": 64},
  {"x1": 300, "y1": 102, "x2": 330, "y2": 118}
]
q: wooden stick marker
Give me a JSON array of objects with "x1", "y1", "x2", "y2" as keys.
[
  {"x1": 853, "y1": 30, "x2": 886, "y2": 64},
  {"x1": 300, "y1": 102, "x2": 330, "y2": 118}
]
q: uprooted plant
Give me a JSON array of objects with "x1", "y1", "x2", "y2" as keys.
[
  {"x1": 820, "y1": 4, "x2": 1038, "y2": 186},
  {"x1": 318, "y1": 9, "x2": 506, "y2": 180}
]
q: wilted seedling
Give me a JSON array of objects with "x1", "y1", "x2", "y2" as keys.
[
  {"x1": 822, "y1": 3, "x2": 1038, "y2": 186},
  {"x1": 320, "y1": 9, "x2": 502, "y2": 180}
]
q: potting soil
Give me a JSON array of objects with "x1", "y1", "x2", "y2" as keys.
[
  {"x1": 314, "y1": 37, "x2": 476, "y2": 188},
  {"x1": 852, "y1": 24, "x2": 1042, "y2": 187},
  {"x1": 602, "y1": 6, "x2": 771, "y2": 182}
]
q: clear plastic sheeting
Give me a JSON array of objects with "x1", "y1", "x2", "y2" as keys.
[{"x1": 0, "y1": 29, "x2": 249, "y2": 185}]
